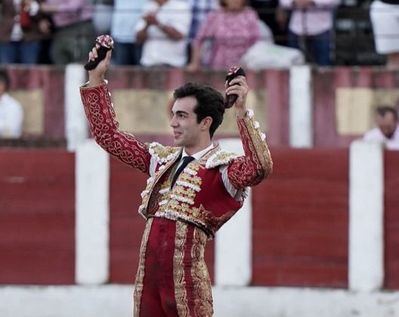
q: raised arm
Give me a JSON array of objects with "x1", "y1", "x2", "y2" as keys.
[
  {"x1": 225, "y1": 76, "x2": 273, "y2": 188},
  {"x1": 80, "y1": 49, "x2": 151, "y2": 174}
]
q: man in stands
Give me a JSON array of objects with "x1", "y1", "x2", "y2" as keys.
[{"x1": 363, "y1": 105, "x2": 399, "y2": 150}]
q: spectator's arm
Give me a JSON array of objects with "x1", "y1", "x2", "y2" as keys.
[
  {"x1": 136, "y1": 23, "x2": 150, "y2": 44},
  {"x1": 186, "y1": 42, "x2": 202, "y2": 71},
  {"x1": 157, "y1": 23, "x2": 184, "y2": 40}
]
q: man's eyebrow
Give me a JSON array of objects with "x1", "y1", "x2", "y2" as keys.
[{"x1": 173, "y1": 110, "x2": 189, "y2": 115}]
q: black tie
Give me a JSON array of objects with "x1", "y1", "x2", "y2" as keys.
[{"x1": 171, "y1": 156, "x2": 194, "y2": 187}]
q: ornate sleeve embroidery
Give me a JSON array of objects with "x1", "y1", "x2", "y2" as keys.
[
  {"x1": 80, "y1": 83, "x2": 151, "y2": 174},
  {"x1": 227, "y1": 109, "x2": 273, "y2": 189}
]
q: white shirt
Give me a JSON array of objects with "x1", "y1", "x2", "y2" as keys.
[
  {"x1": 111, "y1": 0, "x2": 145, "y2": 43},
  {"x1": 180, "y1": 143, "x2": 214, "y2": 163},
  {"x1": 363, "y1": 126, "x2": 399, "y2": 150},
  {"x1": 136, "y1": 0, "x2": 192, "y2": 67},
  {"x1": 280, "y1": 0, "x2": 340, "y2": 36},
  {"x1": 0, "y1": 93, "x2": 23, "y2": 138}
]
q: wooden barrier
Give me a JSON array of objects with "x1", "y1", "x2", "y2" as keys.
[
  {"x1": 0, "y1": 132, "x2": 398, "y2": 289},
  {"x1": 0, "y1": 149, "x2": 75, "y2": 284}
]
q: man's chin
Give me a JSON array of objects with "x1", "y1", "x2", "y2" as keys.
[{"x1": 173, "y1": 138, "x2": 183, "y2": 146}]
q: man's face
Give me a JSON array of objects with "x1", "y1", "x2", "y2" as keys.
[
  {"x1": 376, "y1": 112, "x2": 397, "y2": 139},
  {"x1": 225, "y1": 0, "x2": 246, "y2": 10},
  {"x1": 170, "y1": 96, "x2": 203, "y2": 147}
]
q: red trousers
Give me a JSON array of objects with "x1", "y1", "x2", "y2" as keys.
[{"x1": 133, "y1": 217, "x2": 213, "y2": 317}]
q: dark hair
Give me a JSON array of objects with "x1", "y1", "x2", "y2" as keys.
[
  {"x1": 0, "y1": 70, "x2": 10, "y2": 90},
  {"x1": 173, "y1": 82, "x2": 225, "y2": 137},
  {"x1": 376, "y1": 105, "x2": 398, "y2": 121}
]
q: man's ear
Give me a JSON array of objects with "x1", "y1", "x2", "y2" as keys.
[{"x1": 200, "y1": 116, "x2": 213, "y2": 131}]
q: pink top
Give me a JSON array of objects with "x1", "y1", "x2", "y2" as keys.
[
  {"x1": 194, "y1": 8, "x2": 260, "y2": 70},
  {"x1": 45, "y1": 0, "x2": 93, "y2": 28}
]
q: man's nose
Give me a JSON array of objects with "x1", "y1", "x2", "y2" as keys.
[{"x1": 170, "y1": 116, "x2": 178, "y2": 127}]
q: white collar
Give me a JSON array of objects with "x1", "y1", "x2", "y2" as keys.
[{"x1": 182, "y1": 143, "x2": 214, "y2": 161}]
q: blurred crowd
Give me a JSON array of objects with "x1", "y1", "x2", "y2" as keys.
[
  {"x1": 1, "y1": 0, "x2": 399, "y2": 147},
  {"x1": 1, "y1": 0, "x2": 398, "y2": 69}
]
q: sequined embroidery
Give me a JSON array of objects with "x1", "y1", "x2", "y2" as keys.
[
  {"x1": 174, "y1": 221, "x2": 190, "y2": 317},
  {"x1": 191, "y1": 227, "x2": 213, "y2": 316},
  {"x1": 133, "y1": 218, "x2": 154, "y2": 316}
]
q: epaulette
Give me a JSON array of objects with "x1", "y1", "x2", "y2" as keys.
[
  {"x1": 148, "y1": 142, "x2": 180, "y2": 164},
  {"x1": 205, "y1": 149, "x2": 239, "y2": 169}
]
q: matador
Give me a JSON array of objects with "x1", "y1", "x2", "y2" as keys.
[{"x1": 80, "y1": 49, "x2": 273, "y2": 317}]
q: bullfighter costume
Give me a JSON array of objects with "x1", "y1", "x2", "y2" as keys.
[{"x1": 80, "y1": 83, "x2": 273, "y2": 317}]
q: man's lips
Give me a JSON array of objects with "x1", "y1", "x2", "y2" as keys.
[{"x1": 173, "y1": 131, "x2": 182, "y2": 138}]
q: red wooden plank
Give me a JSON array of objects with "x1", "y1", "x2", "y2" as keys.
[
  {"x1": 252, "y1": 148, "x2": 349, "y2": 288},
  {"x1": 384, "y1": 150, "x2": 399, "y2": 290},
  {"x1": 0, "y1": 150, "x2": 75, "y2": 284}
]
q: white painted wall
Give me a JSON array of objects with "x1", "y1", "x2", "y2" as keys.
[
  {"x1": 289, "y1": 65, "x2": 313, "y2": 148},
  {"x1": 65, "y1": 64, "x2": 88, "y2": 151},
  {"x1": 349, "y1": 141, "x2": 384, "y2": 291},
  {"x1": 76, "y1": 140, "x2": 110, "y2": 285},
  {"x1": 1, "y1": 286, "x2": 399, "y2": 317},
  {"x1": 216, "y1": 139, "x2": 252, "y2": 286}
]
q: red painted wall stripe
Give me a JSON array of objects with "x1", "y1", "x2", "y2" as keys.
[
  {"x1": 252, "y1": 148, "x2": 349, "y2": 288},
  {"x1": 0, "y1": 149, "x2": 75, "y2": 284},
  {"x1": 384, "y1": 150, "x2": 399, "y2": 290}
]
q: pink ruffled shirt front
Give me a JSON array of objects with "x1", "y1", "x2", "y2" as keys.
[{"x1": 194, "y1": 7, "x2": 260, "y2": 70}]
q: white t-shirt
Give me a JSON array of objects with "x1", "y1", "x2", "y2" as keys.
[
  {"x1": 136, "y1": 0, "x2": 192, "y2": 67},
  {"x1": 0, "y1": 93, "x2": 23, "y2": 138},
  {"x1": 363, "y1": 126, "x2": 399, "y2": 150}
]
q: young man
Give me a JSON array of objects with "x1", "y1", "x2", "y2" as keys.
[
  {"x1": 363, "y1": 105, "x2": 399, "y2": 150},
  {"x1": 80, "y1": 49, "x2": 272, "y2": 316}
]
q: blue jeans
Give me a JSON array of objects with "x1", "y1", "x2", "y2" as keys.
[
  {"x1": 112, "y1": 42, "x2": 142, "y2": 66},
  {"x1": 0, "y1": 41, "x2": 41, "y2": 64},
  {"x1": 288, "y1": 30, "x2": 332, "y2": 66}
]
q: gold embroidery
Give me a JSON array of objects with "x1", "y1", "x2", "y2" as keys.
[
  {"x1": 148, "y1": 142, "x2": 180, "y2": 163},
  {"x1": 240, "y1": 114, "x2": 273, "y2": 174},
  {"x1": 133, "y1": 218, "x2": 154, "y2": 316},
  {"x1": 191, "y1": 227, "x2": 214, "y2": 316},
  {"x1": 174, "y1": 221, "x2": 189, "y2": 317},
  {"x1": 205, "y1": 151, "x2": 239, "y2": 169}
]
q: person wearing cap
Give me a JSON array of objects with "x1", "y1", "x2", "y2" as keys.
[{"x1": 80, "y1": 46, "x2": 272, "y2": 316}]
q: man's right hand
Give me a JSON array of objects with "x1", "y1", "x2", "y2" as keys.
[{"x1": 87, "y1": 48, "x2": 112, "y2": 87}]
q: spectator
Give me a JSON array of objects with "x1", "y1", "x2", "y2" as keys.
[
  {"x1": 250, "y1": 0, "x2": 289, "y2": 45},
  {"x1": 0, "y1": 71, "x2": 23, "y2": 138},
  {"x1": 363, "y1": 105, "x2": 399, "y2": 150},
  {"x1": 279, "y1": 0, "x2": 340, "y2": 66},
  {"x1": 187, "y1": 0, "x2": 260, "y2": 71},
  {"x1": 370, "y1": 0, "x2": 399, "y2": 68},
  {"x1": 40, "y1": 0, "x2": 95, "y2": 65},
  {"x1": 187, "y1": 0, "x2": 219, "y2": 62},
  {"x1": 111, "y1": 0, "x2": 145, "y2": 65},
  {"x1": 135, "y1": 0, "x2": 192, "y2": 67},
  {"x1": 0, "y1": 0, "x2": 52, "y2": 64}
]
